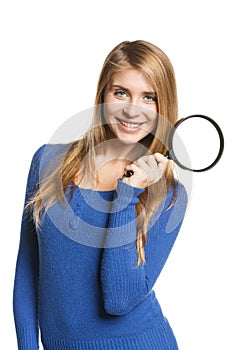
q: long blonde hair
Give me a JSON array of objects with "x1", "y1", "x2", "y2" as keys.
[{"x1": 28, "y1": 40, "x2": 178, "y2": 265}]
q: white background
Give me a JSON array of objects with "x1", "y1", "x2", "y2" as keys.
[{"x1": 0, "y1": 0, "x2": 232, "y2": 349}]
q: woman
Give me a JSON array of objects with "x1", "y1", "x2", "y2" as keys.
[{"x1": 13, "y1": 40, "x2": 187, "y2": 349}]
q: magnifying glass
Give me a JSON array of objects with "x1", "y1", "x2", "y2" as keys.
[
  {"x1": 126, "y1": 114, "x2": 224, "y2": 176},
  {"x1": 166, "y1": 114, "x2": 224, "y2": 172}
]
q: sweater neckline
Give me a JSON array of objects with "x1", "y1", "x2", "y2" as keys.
[
  {"x1": 71, "y1": 181, "x2": 116, "y2": 194},
  {"x1": 71, "y1": 181, "x2": 116, "y2": 193}
]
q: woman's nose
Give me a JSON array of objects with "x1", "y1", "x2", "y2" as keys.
[{"x1": 123, "y1": 103, "x2": 141, "y2": 118}]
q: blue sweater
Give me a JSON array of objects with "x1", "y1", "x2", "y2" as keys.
[{"x1": 13, "y1": 144, "x2": 187, "y2": 350}]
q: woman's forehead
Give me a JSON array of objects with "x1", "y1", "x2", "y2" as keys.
[{"x1": 109, "y1": 68, "x2": 155, "y2": 92}]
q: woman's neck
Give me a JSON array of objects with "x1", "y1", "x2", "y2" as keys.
[
  {"x1": 100, "y1": 138, "x2": 135, "y2": 159},
  {"x1": 77, "y1": 139, "x2": 133, "y2": 191}
]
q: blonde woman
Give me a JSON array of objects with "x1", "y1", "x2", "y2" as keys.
[{"x1": 13, "y1": 40, "x2": 187, "y2": 349}]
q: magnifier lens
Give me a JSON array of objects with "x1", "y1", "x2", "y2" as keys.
[{"x1": 170, "y1": 116, "x2": 223, "y2": 172}]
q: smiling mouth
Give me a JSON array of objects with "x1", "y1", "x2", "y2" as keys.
[{"x1": 117, "y1": 119, "x2": 143, "y2": 129}]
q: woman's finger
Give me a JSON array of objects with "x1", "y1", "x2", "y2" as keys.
[
  {"x1": 154, "y1": 153, "x2": 169, "y2": 171},
  {"x1": 146, "y1": 155, "x2": 158, "y2": 168}
]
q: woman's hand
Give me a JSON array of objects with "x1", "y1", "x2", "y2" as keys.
[{"x1": 122, "y1": 153, "x2": 169, "y2": 188}]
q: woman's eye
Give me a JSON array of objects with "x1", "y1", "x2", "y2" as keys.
[
  {"x1": 114, "y1": 90, "x2": 127, "y2": 97},
  {"x1": 144, "y1": 95, "x2": 156, "y2": 102}
]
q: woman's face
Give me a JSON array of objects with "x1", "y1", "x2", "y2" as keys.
[{"x1": 103, "y1": 68, "x2": 158, "y2": 145}]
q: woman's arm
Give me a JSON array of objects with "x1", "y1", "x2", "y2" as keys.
[
  {"x1": 100, "y1": 179, "x2": 187, "y2": 316},
  {"x1": 13, "y1": 145, "x2": 45, "y2": 350}
]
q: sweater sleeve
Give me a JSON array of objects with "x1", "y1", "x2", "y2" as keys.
[
  {"x1": 100, "y1": 179, "x2": 187, "y2": 316},
  {"x1": 13, "y1": 145, "x2": 45, "y2": 350}
]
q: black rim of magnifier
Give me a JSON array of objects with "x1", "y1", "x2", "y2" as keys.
[{"x1": 167, "y1": 114, "x2": 224, "y2": 172}]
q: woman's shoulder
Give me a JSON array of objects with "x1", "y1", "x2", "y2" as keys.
[
  {"x1": 31, "y1": 143, "x2": 72, "y2": 167},
  {"x1": 166, "y1": 180, "x2": 187, "y2": 208},
  {"x1": 29, "y1": 143, "x2": 73, "y2": 182},
  {"x1": 162, "y1": 180, "x2": 188, "y2": 214},
  {"x1": 161, "y1": 180, "x2": 188, "y2": 233},
  {"x1": 32, "y1": 143, "x2": 72, "y2": 160}
]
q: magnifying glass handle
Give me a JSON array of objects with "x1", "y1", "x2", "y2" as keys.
[
  {"x1": 165, "y1": 151, "x2": 171, "y2": 160},
  {"x1": 125, "y1": 170, "x2": 134, "y2": 177}
]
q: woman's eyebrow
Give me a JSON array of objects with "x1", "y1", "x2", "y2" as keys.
[
  {"x1": 143, "y1": 91, "x2": 156, "y2": 96},
  {"x1": 110, "y1": 84, "x2": 129, "y2": 91}
]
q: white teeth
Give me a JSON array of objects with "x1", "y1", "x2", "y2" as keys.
[{"x1": 121, "y1": 121, "x2": 140, "y2": 129}]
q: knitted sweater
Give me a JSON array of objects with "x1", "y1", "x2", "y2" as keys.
[{"x1": 13, "y1": 144, "x2": 187, "y2": 350}]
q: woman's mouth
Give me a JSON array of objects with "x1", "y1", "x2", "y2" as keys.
[{"x1": 116, "y1": 118, "x2": 144, "y2": 131}]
